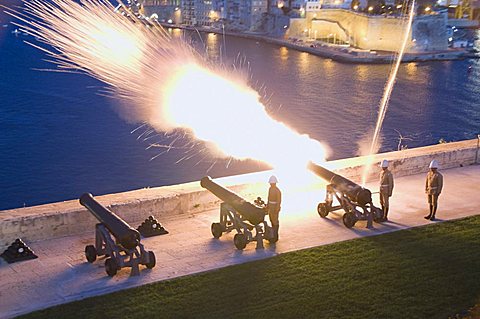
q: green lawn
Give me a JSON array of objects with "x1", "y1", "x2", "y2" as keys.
[{"x1": 20, "y1": 216, "x2": 480, "y2": 319}]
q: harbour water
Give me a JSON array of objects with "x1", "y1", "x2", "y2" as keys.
[{"x1": 0, "y1": 7, "x2": 479, "y2": 210}]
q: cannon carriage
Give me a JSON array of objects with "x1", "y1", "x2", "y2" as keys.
[
  {"x1": 80, "y1": 193, "x2": 156, "y2": 276},
  {"x1": 308, "y1": 162, "x2": 384, "y2": 228},
  {"x1": 201, "y1": 176, "x2": 275, "y2": 250}
]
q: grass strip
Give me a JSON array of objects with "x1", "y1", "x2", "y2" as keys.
[{"x1": 20, "y1": 215, "x2": 480, "y2": 319}]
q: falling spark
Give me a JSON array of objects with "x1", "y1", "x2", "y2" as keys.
[
  {"x1": 7, "y1": 0, "x2": 327, "y2": 172},
  {"x1": 361, "y1": 0, "x2": 416, "y2": 185}
]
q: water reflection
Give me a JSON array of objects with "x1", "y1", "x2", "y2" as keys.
[
  {"x1": 322, "y1": 59, "x2": 335, "y2": 78},
  {"x1": 298, "y1": 52, "x2": 310, "y2": 74},
  {"x1": 354, "y1": 65, "x2": 368, "y2": 82},
  {"x1": 405, "y1": 62, "x2": 417, "y2": 78},
  {"x1": 277, "y1": 46, "x2": 289, "y2": 72},
  {"x1": 206, "y1": 32, "x2": 219, "y2": 61},
  {"x1": 167, "y1": 27, "x2": 183, "y2": 37},
  {"x1": 279, "y1": 46, "x2": 289, "y2": 61}
]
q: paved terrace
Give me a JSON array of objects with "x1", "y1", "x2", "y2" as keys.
[{"x1": 0, "y1": 164, "x2": 479, "y2": 318}]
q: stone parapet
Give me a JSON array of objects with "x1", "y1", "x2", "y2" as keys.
[
  {"x1": 332, "y1": 138, "x2": 479, "y2": 181},
  {"x1": 1, "y1": 138, "x2": 478, "y2": 247}
]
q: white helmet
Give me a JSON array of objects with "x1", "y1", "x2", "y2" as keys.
[
  {"x1": 380, "y1": 159, "x2": 389, "y2": 168},
  {"x1": 268, "y1": 175, "x2": 278, "y2": 184},
  {"x1": 429, "y1": 160, "x2": 439, "y2": 169}
]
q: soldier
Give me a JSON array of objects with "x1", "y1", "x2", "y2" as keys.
[
  {"x1": 424, "y1": 160, "x2": 443, "y2": 221},
  {"x1": 267, "y1": 175, "x2": 282, "y2": 242},
  {"x1": 379, "y1": 159, "x2": 394, "y2": 221}
]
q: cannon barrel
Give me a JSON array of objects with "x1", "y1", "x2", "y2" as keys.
[
  {"x1": 80, "y1": 193, "x2": 141, "y2": 250},
  {"x1": 307, "y1": 161, "x2": 372, "y2": 206},
  {"x1": 200, "y1": 176, "x2": 265, "y2": 225}
]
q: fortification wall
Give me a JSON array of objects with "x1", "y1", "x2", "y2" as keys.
[{"x1": 289, "y1": 9, "x2": 448, "y2": 52}]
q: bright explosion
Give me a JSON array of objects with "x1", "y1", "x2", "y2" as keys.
[{"x1": 8, "y1": 0, "x2": 327, "y2": 171}]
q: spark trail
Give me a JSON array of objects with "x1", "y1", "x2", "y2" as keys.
[
  {"x1": 7, "y1": 0, "x2": 327, "y2": 171},
  {"x1": 361, "y1": 0, "x2": 416, "y2": 185}
]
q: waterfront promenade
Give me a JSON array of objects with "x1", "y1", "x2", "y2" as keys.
[
  {"x1": 161, "y1": 23, "x2": 474, "y2": 63},
  {"x1": 0, "y1": 164, "x2": 479, "y2": 318}
]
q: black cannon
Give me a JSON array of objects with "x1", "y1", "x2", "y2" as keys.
[
  {"x1": 200, "y1": 176, "x2": 275, "y2": 250},
  {"x1": 80, "y1": 193, "x2": 156, "y2": 276},
  {"x1": 307, "y1": 162, "x2": 384, "y2": 228}
]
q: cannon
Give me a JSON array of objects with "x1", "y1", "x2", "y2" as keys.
[
  {"x1": 200, "y1": 176, "x2": 275, "y2": 250},
  {"x1": 80, "y1": 193, "x2": 156, "y2": 276},
  {"x1": 307, "y1": 162, "x2": 384, "y2": 228}
]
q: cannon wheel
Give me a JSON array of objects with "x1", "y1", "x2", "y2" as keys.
[
  {"x1": 343, "y1": 212, "x2": 357, "y2": 228},
  {"x1": 85, "y1": 245, "x2": 97, "y2": 263},
  {"x1": 373, "y1": 208, "x2": 384, "y2": 223},
  {"x1": 211, "y1": 222, "x2": 223, "y2": 239},
  {"x1": 234, "y1": 233, "x2": 247, "y2": 250},
  {"x1": 105, "y1": 258, "x2": 118, "y2": 277},
  {"x1": 317, "y1": 203, "x2": 329, "y2": 218},
  {"x1": 145, "y1": 251, "x2": 156, "y2": 269}
]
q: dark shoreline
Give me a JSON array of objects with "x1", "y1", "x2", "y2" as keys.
[{"x1": 162, "y1": 23, "x2": 478, "y2": 64}]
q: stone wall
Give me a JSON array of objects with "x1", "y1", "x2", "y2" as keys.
[
  {"x1": 0, "y1": 138, "x2": 478, "y2": 247},
  {"x1": 412, "y1": 13, "x2": 448, "y2": 52},
  {"x1": 288, "y1": 9, "x2": 448, "y2": 52},
  {"x1": 331, "y1": 138, "x2": 479, "y2": 182}
]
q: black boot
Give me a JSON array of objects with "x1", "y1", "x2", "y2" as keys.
[
  {"x1": 430, "y1": 205, "x2": 437, "y2": 220},
  {"x1": 424, "y1": 205, "x2": 433, "y2": 220},
  {"x1": 273, "y1": 224, "x2": 279, "y2": 242},
  {"x1": 384, "y1": 207, "x2": 389, "y2": 221}
]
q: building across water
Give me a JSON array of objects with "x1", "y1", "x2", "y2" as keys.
[
  {"x1": 289, "y1": 7, "x2": 450, "y2": 52},
  {"x1": 138, "y1": 0, "x2": 296, "y2": 31},
  {"x1": 135, "y1": 0, "x2": 477, "y2": 53}
]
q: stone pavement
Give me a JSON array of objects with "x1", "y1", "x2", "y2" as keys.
[{"x1": 0, "y1": 165, "x2": 478, "y2": 318}]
